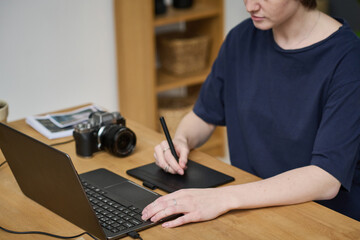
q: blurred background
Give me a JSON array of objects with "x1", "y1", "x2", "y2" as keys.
[
  {"x1": 1, "y1": 0, "x2": 358, "y2": 122},
  {"x1": 0, "y1": 0, "x2": 246, "y2": 122}
]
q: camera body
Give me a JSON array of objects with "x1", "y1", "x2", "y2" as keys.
[{"x1": 73, "y1": 111, "x2": 136, "y2": 157}]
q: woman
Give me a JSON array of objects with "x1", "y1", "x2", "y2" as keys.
[{"x1": 142, "y1": 0, "x2": 360, "y2": 227}]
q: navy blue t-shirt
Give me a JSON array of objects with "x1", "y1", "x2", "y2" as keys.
[{"x1": 194, "y1": 18, "x2": 360, "y2": 220}]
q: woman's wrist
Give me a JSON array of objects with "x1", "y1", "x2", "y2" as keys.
[
  {"x1": 173, "y1": 134, "x2": 191, "y2": 149},
  {"x1": 217, "y1": 186, "x2": 242, "y2": 212}
]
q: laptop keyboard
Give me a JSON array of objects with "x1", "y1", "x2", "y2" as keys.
[{"x1": 81, "y1": 180, "x2": 145, "y2": 233}]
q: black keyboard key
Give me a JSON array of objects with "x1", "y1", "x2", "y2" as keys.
[
  {"x1": 107, "y1": 207, "x2": 116, "y2": 213},
  {"x1": 133, "y1": 214, "x2": 143, "y2": 222},
  {"x1": 129, "y1": 219, "x2": 142, "y2": 226},
  {"x1": 106, "y1": 220, "x2": 115, "y2": 225},
  {"x1": 129, "y1": 206, "x2": 140, "y2": 212},
  {"x1": 117, "y1": 206, "x2": 126, "y2": 211},
  {"x1": 117, "y1": 219, "x2": 125, "y2": 224},
  {"x1": 112, "y1": 223, "x2": 121, "y2": 228},
  {"x1": 123, "y1": 222, "x2": 134, "y2": 229},
  {"x1": 113, "y1": 210, "x2": 121, "y2": 215},
  {"x1": 106, "y1": 225, "x2": 113, "y2": 231},
  {"x1": 117, "y1": 226, "x2": 126, "y2": 232}
]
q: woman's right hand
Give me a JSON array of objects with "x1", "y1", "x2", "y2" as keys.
[
  {"x1": 154, "y1": 110, "x2": 215, "y2": 175},
  {"x1": 154, "y1": 137, "x2": 189, "y2": 175}
]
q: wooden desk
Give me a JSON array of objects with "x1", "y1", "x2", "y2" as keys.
[{"x1": 1, "y1": 112, "x2": 360, "y2": 239}]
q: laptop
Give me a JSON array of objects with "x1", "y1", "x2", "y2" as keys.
[{"x1": 0, "y1": 123, "x2": 164, "y2": 240}]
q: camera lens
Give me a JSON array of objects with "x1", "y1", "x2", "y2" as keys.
[{"x1": 100, "y1": 125, "x2": 136, "y2": 157}]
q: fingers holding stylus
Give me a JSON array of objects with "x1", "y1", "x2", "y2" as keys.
[
  {"x1": 175, "y1": 140, "x2": 189, "y2": 170},
  {"x1": 166, "y1": 139, "x2": 189, "y2": 174},
  {"x1": 154, "y1": 141, "x2": 169, "y2": 169},
  {"x1": 154, "y1": 140, "x2": 183, "y2": 175}
]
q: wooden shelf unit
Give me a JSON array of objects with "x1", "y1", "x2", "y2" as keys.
[
  {"x1": 156, "y1": 67, "x2": 211, "y2": 92},
  {"x1": 114, "y1": 0, "x2": 225, "y2": 157},
  {"x1": 154, "y1": 2, "x2": 221, "y2": 26}
]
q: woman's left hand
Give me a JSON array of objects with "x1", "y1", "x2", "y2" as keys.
[{"x1": 141, "y1": 188, "x2": 231, "y2": 228}]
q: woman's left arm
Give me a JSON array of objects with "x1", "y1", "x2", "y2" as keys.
[{"x1": 141, "y1": 165, "x2": 340, "y2": 228}]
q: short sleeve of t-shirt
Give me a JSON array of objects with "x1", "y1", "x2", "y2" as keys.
[
  {"x1": 310, "y1": 45, "x2": 360, "y2": 191},
  {"x1": 193, "y1": 42, "x2": 226, "y2": 126}
]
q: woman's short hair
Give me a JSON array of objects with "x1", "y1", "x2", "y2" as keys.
[{"x1": 300, "y1": 0, "x2": 317, "y2": 9}]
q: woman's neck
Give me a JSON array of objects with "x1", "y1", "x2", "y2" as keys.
[{"x1": 273, "y1": 8, "x2": 321, "y2": 50}]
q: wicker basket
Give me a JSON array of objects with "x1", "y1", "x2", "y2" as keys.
[
  {"x1": 157, "y1": 32, "x2": 210, "y2": 76},
  {"x1": 158, "y1": 96, "x2": 195, "y2": 135}
]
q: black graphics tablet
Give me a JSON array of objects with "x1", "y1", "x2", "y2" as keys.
[{"x1": 126, "y1": 160, "x2": 235, "y2": 193}]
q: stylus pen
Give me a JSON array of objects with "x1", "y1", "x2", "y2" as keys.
[{"x1": 159, "y1": 116, "x2": 179, "y2": 162}]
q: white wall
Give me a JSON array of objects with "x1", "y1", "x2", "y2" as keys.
[
  {"x1": 0, "y1": 0, "x2": 118, "y2": 121},
  {"x1": 0, "y1": 0, "x2": 248, "y2": 122},
  {"x1": 225, "y1": 0, "x2": 249, "y2": 34}
]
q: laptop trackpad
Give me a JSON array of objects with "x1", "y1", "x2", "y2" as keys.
[{"x1": 106, "y1": 181, "x2": 159, "y2": 208}]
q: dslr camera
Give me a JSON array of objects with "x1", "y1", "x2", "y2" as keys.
[{"x1": 73, "y1": 111, "x2": 136, "y2": 157}]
